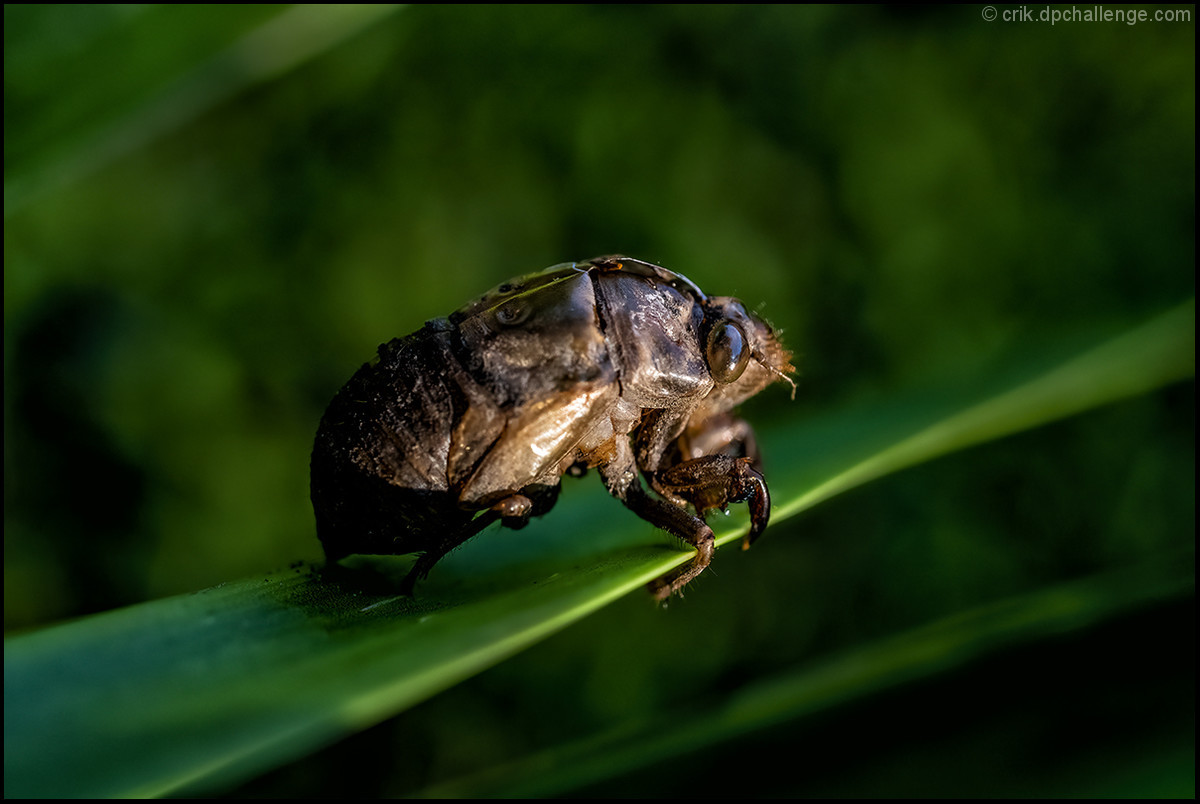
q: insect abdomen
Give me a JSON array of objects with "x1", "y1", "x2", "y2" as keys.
[{"x1": 310, "y1": 324, "x2": 487, "y2": 559}]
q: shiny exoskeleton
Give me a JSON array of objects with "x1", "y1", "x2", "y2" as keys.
[{"x1": 311, "y1": 256, "x2": 794, "y2": 599}]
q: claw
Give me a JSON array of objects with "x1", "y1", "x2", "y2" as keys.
[
  {"x1": 654, "y1": 455, "x2": 773, "y2": 554},
  {"x1": 730, "y1": 458, "x2": 770, "y2": 550}
]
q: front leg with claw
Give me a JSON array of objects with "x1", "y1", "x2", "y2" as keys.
[{"x1": 653, "y1": 454, "x2": 771, "y2": 550}]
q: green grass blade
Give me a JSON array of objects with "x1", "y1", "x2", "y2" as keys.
[
  {"x1": 418, "y1": 551, "x2": 1193, "y2": 798},
  {"x1": 3, "y1": 301, "x2": 1193, "y2": 798},
  {"x1": 716, "y1": 299, "x2": 1195, "y2": 549}
]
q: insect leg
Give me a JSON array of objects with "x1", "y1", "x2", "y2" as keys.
[
  {"x1": 654, "y1": 455, "x2": 770, "y2": 549},
  {"x1": 600, "y1": 437, "x2": 716, "y2": 601},
  {"x1": 398, "y1": 509, "x2": 502, "y2": 595}
]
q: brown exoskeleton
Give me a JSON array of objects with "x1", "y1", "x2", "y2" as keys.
[{"x1": 310, "y1": 256, "x2": 794, "y2": 600}]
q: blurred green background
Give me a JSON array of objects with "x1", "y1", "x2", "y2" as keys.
[{"x1": 4, "y1": 4, "x2": 1193, "y2": 797}]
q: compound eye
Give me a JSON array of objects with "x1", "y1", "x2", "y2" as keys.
[{"x1": 706, "y1": 321, "x2": 750, "y2": 383}]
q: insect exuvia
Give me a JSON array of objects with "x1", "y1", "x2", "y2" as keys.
[{"x1": 310, "y1": 256, "x2": 794, "y2": 599}]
